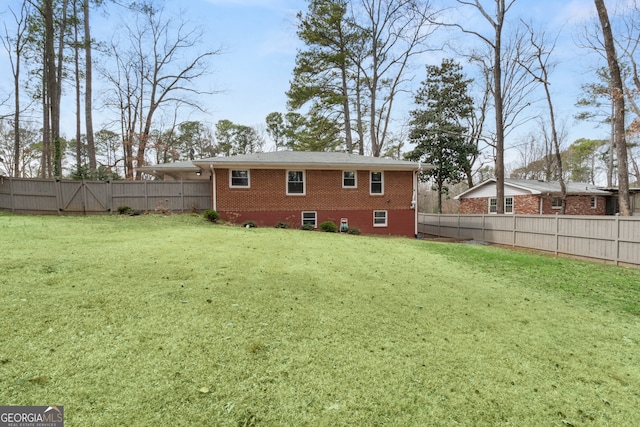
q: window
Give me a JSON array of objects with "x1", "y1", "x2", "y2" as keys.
[
  {"x1": 373, "y1": 210, "x2": 387, "y2": 227},
  {"x1": 302, "y1": 211, "x2": 317, "y2": 228},
  {"x1": 591, "y1": 197, "x2": 597, "y2": 209},
  {"x1": 552, "y1": 197, "x2": 562, "y2": 209},
  {"x1": 489, "y1": 198, "x2": 497, "y2": 213},
  {"x1": 489, "y1": 197, "x2": 513, "y2": 213},
  {"x1": 370, "y1": 171, "x2": 383, "y2": 194},
  {"x1": 505, "y1": 197, "x2": 514, "y2": 214},
  {"x1": 287, "y1": 170, "x2": 305, "y2": 195},
  {"x1": 230, "y1": 170, "x2": 250, "y2": 188},
  {"x1": 343, "y1": 171, "x2": 357, "y2": 188}
]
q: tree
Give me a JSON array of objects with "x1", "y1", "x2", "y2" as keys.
[
  {"x1": 289, "y1": 0, "x2": 435, "y2": 156},
  {"x1": 594, "y1": 0, "x2": 631, "y2": 215},
  {"x1": 566, "y1": 138, "x2": 607, "y2": 184},
  {"x1": 104, "y1": 1, "x2": 221, "y2": 179},
  {"x1": 214, "y1": 120, "x2": 264, "y2": 156},
  {"x1": 356, "y1": 0, "x2": 435, "y2": 157},
  {"x1": 520, "y1": 22, "x2": 567, "y2": 213},
  {"x1": 288, "y1": 0, "x2": 361, "y2": 153},
  {"x1": 448, "y1": 0, "x2": 517, "y2": 213},
  {"x1": 406, "y1": 59, "x2": 476, "y2": 213},
  {"x1": 1, "y1": 1, "x2": 31, "y2": 178},
  {"x1": 282, "y1": 111, "x2": 342, "y2": 152},
  {"x1": 265, "y1": 112, "x2": 286, "y2": 151}
]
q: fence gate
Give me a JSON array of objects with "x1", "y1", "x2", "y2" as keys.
[{"x1": 59, "y1": 181, "x2": 110, "y2": 213}]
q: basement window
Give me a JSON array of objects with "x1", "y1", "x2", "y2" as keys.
[
  {"x1": 302, "y1": 211, "x2": 317, "y2": 228},
  {"x1": 373, "y1": 210, "x2": 387, "y2": 227}
]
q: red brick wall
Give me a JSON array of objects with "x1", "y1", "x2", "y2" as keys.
[
  {"x1": 459, "y1": 195, "x2": 607, "y2": 215},
  {"x1": 214, "y1": 169, "x2": 416, "y2": 236}
]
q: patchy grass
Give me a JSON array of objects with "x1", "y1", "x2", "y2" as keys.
[{"x1": 0, "y1": 213, "x2": 639, "y2": 426}]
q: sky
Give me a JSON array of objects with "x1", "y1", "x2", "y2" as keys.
[{"x1": 0, "y1": 0, "x2": 626, "y2": 168}]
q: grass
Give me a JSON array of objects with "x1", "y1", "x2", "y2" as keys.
[{"x1": 1, "y1": 212, "x2": 639, "y2": 426}]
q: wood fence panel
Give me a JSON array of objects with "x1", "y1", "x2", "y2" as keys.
[
  {"x1": 0, "y1": 177, "x2": 210, "y2": 214},
  {"x1": 419, "y1": 213, "x2": 640, "y2": 268}
]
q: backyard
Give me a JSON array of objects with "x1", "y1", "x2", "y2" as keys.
[{"x1": 0, "y1": 212, "x2": 639, "y2": 426}]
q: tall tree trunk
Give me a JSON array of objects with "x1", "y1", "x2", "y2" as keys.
[
  {"x1": 595, "y1": 0, "x2": 631, "y2": 215},
  {"x1": 84, "y1": 0, "x2": 96, "y2": 170},
  {"x1": 43, "y1": 0, "x2": 56, "y2": 178},
  {"x1": 493, "y1": 12, "x2": 505, "y2": 214},
  {"x1": 74, "y1": 0, "x2": 82, "y2": 172}
]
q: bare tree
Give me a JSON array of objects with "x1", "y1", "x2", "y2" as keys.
[
  {"x1": 355, "y1": 0, "x2": 436, "y2": 157},
  {"x1": 103, "y1": 2, "x2": 221, "y2": 179},
  {"x1": 444, "y1": 0, "x2": 527, "y2": 214},
  {"x1": 520, "y1": 23, "x2": 567, "y2": 212},
  {"x1": 1, "y1": 1, "x2": 31, "y2": 178},
  {"x1": 83, "y1": 0, "x2": 96, "y2": 170},
  {"x1": 595, "y1": 0, "x2": 631, "y2": 215}
]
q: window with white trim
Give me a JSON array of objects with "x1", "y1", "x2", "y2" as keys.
[
  {"x1": 505, "y1": 197, "x2": 514, "y2": 214},
  {"x1": 230, "y1": 169, "x2": 250, "y2": 188},
  {"x1": 552, "y1": 197, "x2": 562, "y2": 209},
  {"x1": 370, "y1": 171, "x2": 383, "y2": 194},
  {"x1": 489, "y1": 198, "x2": 497, "y2": 213},
  {"x1": 302, "y1": 211, "x2": 317, "y2": 228},
  {"x1": 343, "y1": 171, "x2": 357, "y2": 188},
  {"x1": 489, "y1": 197, "x2": 514, "y2": 213},
  {"x1": 287, "y1": 170, "x2": 305, "y2": 195},
  {"x1": 373, "y1": 210, "x2": 387, "y2": 227},
  {"x1": 590, "y1": 197, "x2": 597, "y2": 209}
]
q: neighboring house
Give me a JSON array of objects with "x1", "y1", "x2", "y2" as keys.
[
  {"x1": 139, "y1": 151, "x2": 426, "y2": 236},
  {"x1": 455, "y1": 178, "x2": 612, "y2": 215}
]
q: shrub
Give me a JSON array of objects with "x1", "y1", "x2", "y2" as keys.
[
  {"x1": 202, "y1": 209, "x2": 221, "y2": 222},
  {"x1": 347, "y1": 227, "x2": 361, "y2": 235},
  {"x1": 275, "y1": 221, "x2": 289, "y2": 229},
  {"x1": 320, "y1": 221, "x2": 338, "y2": 233},
  {"x1": 242, "y1": 220, "x2": 257, "y2": 228},
  {"x1": 116, "y1": 206, "x2": 141, "y2": 216},
  {"x1": 300, "y1": 223, "x2": 315, "y2": 231},
  {"x1": 117, "y1": 206, "x2": 132, "y2": 215}
]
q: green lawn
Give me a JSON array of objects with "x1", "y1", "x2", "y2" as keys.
[{"x1": 1, "y1": 212, "x2": 639, "y2": 426}]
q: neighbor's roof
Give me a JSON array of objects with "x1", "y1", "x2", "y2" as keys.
[
  {"x1": 193, "y1": 151, "x2": 426, "y2": 171},
  {"x1": 455, "y1": 178, "x2": 611, "y2": 199},
  {"x1": 137, "y1": 160, "x2": 200, "y2": 179}
]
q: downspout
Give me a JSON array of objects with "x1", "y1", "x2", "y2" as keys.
[{"x1": 211, "y1": 165, "x2": 216, "y2": 211}]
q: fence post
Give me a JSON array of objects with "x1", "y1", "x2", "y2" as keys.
[
  {"x1": 615, "y1": 215, "x2": 620, "y2": 266},
  {"x1": 9, "y1": 177, "x2": 15, "y2": 212},
  {"x1": 555, "y1": 215, "x2": 559, "y2": 256},
  {"x1": 55, "y1": 179, "x2": 62, "y2": 214}
]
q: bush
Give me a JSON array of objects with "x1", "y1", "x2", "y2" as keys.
[
  {"x1": 117, "y1": 206, "x2": 132, "y2": 215},
  {"x1": 242, "y1": 220, "x2": 257, "y2": 228},
  {"x1": 202, "y1": 209, "x2": 221, "y2": 222},
  {"x1": 275, "y1": 221, "x2": 289, "y2": 229},
  {"x1": 116, "y1": 206, "x2": 141, "y2": 216},
  {"x1": 300, "y1": 223, "x2": 315, "y2": 231},
  {"x1": 346, "y1": 227, "x2": 361, "y2": 235},
  {"x1": 320, "y1": 221, "x2": 338, "y2": 233}
]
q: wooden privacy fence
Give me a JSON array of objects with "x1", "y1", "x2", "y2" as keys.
[
  {"x1": 0, "y1": 177, "x2": 211, "y2": 214},
  {"x1": 419, "y1": 213, "x2": 640, "y2": 268}
]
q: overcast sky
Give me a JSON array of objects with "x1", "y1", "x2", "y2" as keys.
[{"x1": 0, "y1": 0, "x2": 625, "y2": 166}]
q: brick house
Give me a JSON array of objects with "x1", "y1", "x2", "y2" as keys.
[
  {"x1": 455, "y1": 178, "x2": 612, "y2": 215},
  {"x1": 140, "y1": 151, "x2": 425, "y2": 236}
]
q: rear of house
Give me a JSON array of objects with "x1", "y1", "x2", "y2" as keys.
[{"x1": 139, "y1": 151, "x2": 424, "y2": 236}]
